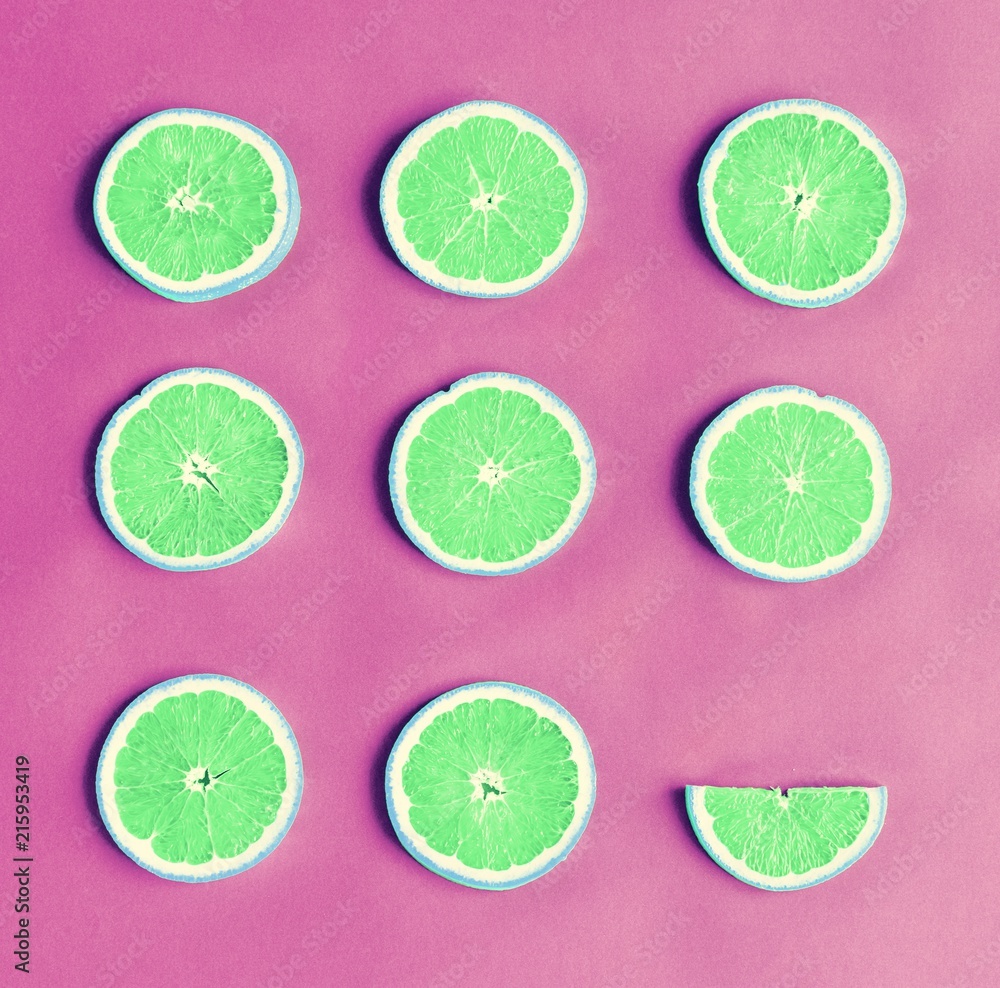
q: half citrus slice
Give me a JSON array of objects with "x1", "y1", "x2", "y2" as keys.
[
  {"x1": 690, "y1": 385, "x2": 890, "y2": 581},
  {"x1": 97, "y1": 675, "x2": 303, "y2": 882},
  {"x1": 389, "y1": 373, "x2": 596, "y2": 575},
  {"x1": 94, "y1": 108, "x2": 299, "y2": 301},
  {"x1": 385, "y1": 682, "x2": 596, "y2": 889},
  {"x1": 95, "y1": 368, "x2": 304, "y2": 571},
  {"x1": 699, "y1": 100, "x2": 905, "y2": 306},
  {"x1": 686, "y1": 785, "x2": 887, "y2": 891},
  {"x1": 380, "y1": 101, "x2": 587, "y2": 296}
]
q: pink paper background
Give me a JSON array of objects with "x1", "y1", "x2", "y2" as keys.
[{"x1": 3, "y1": 1, "x2": 999, "y2": 985}]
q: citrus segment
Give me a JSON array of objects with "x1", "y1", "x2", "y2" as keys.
[
  {"x1": 385, "y1": 682, "x2": 596, "y2": 889},
  {"x1": 94, "y1": 109, "x2": 299, "y2": 301},
  {"x1": 96, "y1": 368, "x2": 303, "y2": 571},
  {"x1": 700, "y1": 100, "x2": 905, "y2": 306},
  {"x1": 690, "y1": 386, "x2": 890, "y2": 581},
  {"x1": 686, "y1": 785, "x2": 887, "y2": 890},
  {"x1": 381, "y1": 102, "x2": 586, "y2": 296},
  {"x1": 389, "y1": 373, "x2": 596, "y2": 575},
  {"x1": 97, "y1": 675, "x2": 302, "y2": 882}
]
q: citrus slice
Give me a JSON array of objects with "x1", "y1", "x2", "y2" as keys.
[
  {"x1": 380, "y1": 101, "x2": 587, "y2": 297},
  {"x1": 389, "y1": 373, "x2": 596, "y2": 575},
  {"x1": 94, "y1": 108, "x2": 299, "y2": 302},
  {"x1": 689, "y1": 385, "x2": 890, "y2": 581},
  {"x1": 96, "y1": 675, "x2": 303, "y2": 882},
  {"x1": 385, "y1": 682, "x2": 596, "y2": 889},
  {"x1": 699, "y1": 100, "x2": 905, "y2": 306},
  {"x1": 95, "y1": 368, "x2": 304, "y2": 571},
  {"x1": 686, "y1": 785, "x2": 887, "y2": 891}
]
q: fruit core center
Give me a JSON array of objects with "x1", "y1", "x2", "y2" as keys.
[
  {"x1": 783, "y1": 184, "x2": 817, "y2": 219},
  {"x1": 470, "y1": 769, "x2": 506, "y2": 803},
  {"x1": 784, "y1": 472, "x2": 805, "y2": 494},
  {"x1": 185, "y1": 766, "x2": 229, "y2": 791},
  {"x1": 469, "y1": 192, "x2": 503, "y2": 212},
  {"x1": 168, "y1": 186, "x2": 209, "y2": 213},
  {"x1": 477, "y1": 458, "x2": 508, "y2": 487},
  {"x1": 181, "y1": 453, "x2": 220, "y2": 492}
]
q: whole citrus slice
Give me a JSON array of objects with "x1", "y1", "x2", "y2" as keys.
[
  {"x1": 94, "y1": 108, "x2": 299, "y2": 301},
  {"x1": 389, "y1": 373, "x2": 596, "y2": 575},
  {"x1": 95, "y1": 368, "x2": 303, "y2": 570},
  {"x1": 385, "y1": 682, "x2": 596, "y2": 889},
  {"x1": 690, "y1": 385, "x2": 890, "y2": 581},
  {"x1": 700, "y1": 100, "x2": 905, "y2": 306},
  {"x1": 97, "y1": 675, "x2": 303, "y2": 882},
  {"x1": 381, "y1": 101, "x2": 586, "y2": 296}
]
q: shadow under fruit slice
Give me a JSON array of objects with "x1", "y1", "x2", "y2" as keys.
[
  {"x1": 95, "y1": 368, "x2": 304, "y2": 571},
  {"x1": 96, "y1": 675, "x2": 303, "y2": 882},
  {"x1": 385, "y1": 682, "x2": 596, "y2": 889}
]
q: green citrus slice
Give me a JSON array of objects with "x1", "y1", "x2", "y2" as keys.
[
  {"x1": 690, "y1": 385, "x2": 891, "y2": 581},
  {"x1": 95, "y1": 368, "x2": 304, "y2": 571},
  {"x1": 700, "y1": 100, "x2": 905, "y2": 306},
  {"x1": 96, "y1": 675, "x2": 303, "y2": 882},
  {"x1": 385, "y1": 682, "x2": 596, "y2": 889},
  {"x1": 94, "y1": 108, "x2": 299, "y2": 301},
  {"x1": 389, "y1": 373, "x2": 596, "y2": 575},
  {"x1": 686, "y1": 785, "x2": 887, "y2": 890},
  {"x1": 380, "y1": 101, "x2": 587, "y2": 296}
]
